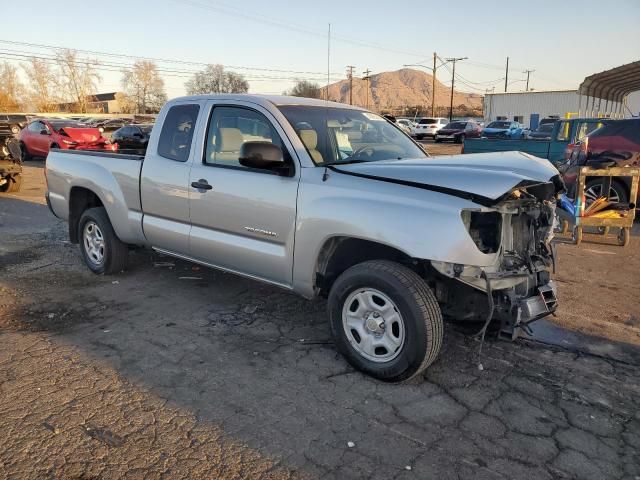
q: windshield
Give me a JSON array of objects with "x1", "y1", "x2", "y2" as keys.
[
  {"x1": 418, "y1": 118, "x2": 438, "y2": 125},
  {"x1": 139, "y1": 124, "x2": 153, "y2": 133},
  {"x1": 278, "y1": 106, "x2": 427, "y2": 165},
  {"x1": 538, "y1": 123, "x2": 554, "y2": 132},
  {"x1": 49, "y1": 121, "x2": 91, "y2": 131},
  {"x1": 443, "y1": 122, "x2": 466, "y2": 129},
  {"x1": 487, "y1": 121, "x2": 511, "y2": 129}
]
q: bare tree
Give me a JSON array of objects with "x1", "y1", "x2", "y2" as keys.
[
  {"x1": 22, "y1": 58, "x2": 59, "y2": 112},
  {"x1": 121, "y1": 61, "x2": 167, "y2": 114},
  {"x1": 0, "y1": 62, "x2": 25, "y2": 111},
  {"x1": 284, "y1": 80, "x2": 321, "y2": 99},
  {"x1": 185, "y1": 64, "x2": 249, "y2": 95},
  {"x1": 56, "y1": 49, "x2": 100, "y2": 113}
]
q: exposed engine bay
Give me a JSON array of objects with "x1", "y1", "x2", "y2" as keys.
[{"x1": 430, "y1": 178, "x2": 562, "y2": 338}]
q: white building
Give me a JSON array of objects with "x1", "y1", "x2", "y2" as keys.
[{"x1": 483, "y1": 90, "x2": 640, "y2": 129}]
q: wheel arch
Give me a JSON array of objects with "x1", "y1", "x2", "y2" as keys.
[
  {"x1": 68, "y1": 186, "x2": 105, "y2": 243},
  {"x1": 314, "y1": 236, "x2": 416, "y2": 296}
]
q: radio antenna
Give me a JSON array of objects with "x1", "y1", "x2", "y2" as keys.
[{"x1": 326, "y1": 23, "x2": 331, "y2": 102}]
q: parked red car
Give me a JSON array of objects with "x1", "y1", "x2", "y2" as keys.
[
  {"x1": 19, "y1": 118, "x2": 108, "y2": 161},
  {"x1": 561, "y1": 119, "x2": 640, "y2": 203}
]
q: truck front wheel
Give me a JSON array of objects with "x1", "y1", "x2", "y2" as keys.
[
  {"x1": 78, "y1": 207, "x2": 128, "y2": 274},
  {"x1": 328, "y1": 260, "x2": 443, "y2": 382}
]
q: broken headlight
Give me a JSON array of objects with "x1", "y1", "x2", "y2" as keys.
[{"x1": 461, "y1": 210, "x2": 502, "y2": 254}]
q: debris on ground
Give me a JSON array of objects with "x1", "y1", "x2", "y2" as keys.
[
  {"x1": 347, "y1": 441, "x2": 355, "y2": 448},
  {"x1": 154, "y1": 262, "x2": 175, "y2": 268}
]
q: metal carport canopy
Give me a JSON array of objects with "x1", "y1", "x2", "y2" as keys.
[{"x1": 579, "y1": 60, "x2": 640, "y2": 103}]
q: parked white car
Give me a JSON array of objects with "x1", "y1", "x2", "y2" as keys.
[
  {"x1": 414, "y1": 117, "x2": 449, "y2": 139},
  {"x1": 396, "y1": 118, "x2": 417, "y2": 136}
]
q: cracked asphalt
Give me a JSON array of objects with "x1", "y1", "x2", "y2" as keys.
[{"x1": 1, "y1": 164, "x2": 640, "y2": 479}]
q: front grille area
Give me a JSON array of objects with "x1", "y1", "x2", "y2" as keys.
[{"x1": 511, "y1": 214, "x2": 531, "y2": 254}]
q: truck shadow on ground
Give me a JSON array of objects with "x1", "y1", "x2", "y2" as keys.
[{"x1": 3, "y1": 238, "x2": 640, "y2": 479}]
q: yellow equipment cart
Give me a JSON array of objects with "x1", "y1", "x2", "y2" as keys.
[{"x1": 573, "y1": 166, "x2": 639, "y2": 246}]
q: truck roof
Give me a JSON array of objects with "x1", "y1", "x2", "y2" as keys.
[{"x1": 167, "y1": 94, "x2": 363, "y2": 110}]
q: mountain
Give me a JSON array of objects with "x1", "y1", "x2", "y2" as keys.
[{"x1": 320, "y1": 68, "x2": 483, "y2": 114}]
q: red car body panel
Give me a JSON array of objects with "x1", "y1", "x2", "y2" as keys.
[
  {"x1": 20, "y1": 119, "x2": 108, "y2": 158},
  {"x1": 562, "y1": 119, "x2": 640, "y2": 201}
]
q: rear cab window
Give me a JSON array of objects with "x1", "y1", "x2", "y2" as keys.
[{"x1": 157, "y1": 104, "x2": 200, "y2": 162}]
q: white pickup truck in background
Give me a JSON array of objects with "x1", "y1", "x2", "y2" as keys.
[{"x1": 46, "y1": 94, "x2": 562, "y2": 382}]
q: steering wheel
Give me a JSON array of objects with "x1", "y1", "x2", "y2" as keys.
[{"x1": 349, "y1": 146, "x2": 375, "y2": 160}]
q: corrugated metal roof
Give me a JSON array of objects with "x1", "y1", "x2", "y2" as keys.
[{"x1": 579, "y1": 60, "x2": 640, "y2": 102}]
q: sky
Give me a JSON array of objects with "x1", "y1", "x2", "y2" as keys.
[{"x1": 3, "y1": 0, "x2": 639, "y2": 100}]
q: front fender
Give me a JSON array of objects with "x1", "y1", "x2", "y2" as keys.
[{"x1": 292, "y1": 168, "x2": 498, "y2": 297}]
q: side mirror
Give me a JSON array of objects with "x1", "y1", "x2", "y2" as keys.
[
  {"x1": 239, "y1": 142, "x2": 289, "y2": 174},
  {"x1": 40, "y1": 129, "x2": 50, "y2": 135}
]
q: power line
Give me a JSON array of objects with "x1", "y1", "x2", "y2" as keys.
[
  {"x1": 0, "y1": 49, "x2": 343, "y2": 83},
  {"x1": 0, "y1": 38, "x2": 343, "y2": 76},
  {"x1": 170, "y1": 0, "x2": 428, "y2": 58}
]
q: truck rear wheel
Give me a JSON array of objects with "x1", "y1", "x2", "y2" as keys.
[
  {"x1": 78, "y1": 207, "x2": 128, "y2": 274},
  {"x1": 328, "y1": 260, "x2": 443, "y2": 382}
]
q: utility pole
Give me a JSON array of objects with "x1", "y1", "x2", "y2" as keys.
[
  {"x1": 432, "y1": 52, "x2": 437, "y2": 117},
  {"x1": 363, "y1": 68, "x2": 371, "y2": 110},
  {"x1": 346, "y1": 66, "x2": 356, "y2": 105},
  {"x1": 445, "y1": 57, "x2": 467, "y2": 122},
  {"x1": 504, "y1": 57, "x2": 509, "y2": 93},
  {"x1": 523, "y1": 69, "x2": 534, "y2": 91}
]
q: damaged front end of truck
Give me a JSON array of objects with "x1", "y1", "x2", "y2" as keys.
[{"x1": 431, "y1": 178, "x2": 563, "y2": 339}]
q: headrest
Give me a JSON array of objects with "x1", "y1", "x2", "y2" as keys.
[
  {"x1": 219, "y1": 128, "x2": 243, "y2": 151},
  {"x1": 299, "y1": 129, "x2": 318, "y2": 150}
]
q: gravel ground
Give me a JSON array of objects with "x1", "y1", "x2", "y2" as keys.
[{"x1": 1, "y1": 161, "x2": 639, "y2": 480}]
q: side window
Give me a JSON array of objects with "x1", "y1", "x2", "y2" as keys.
[
  {"x1": 204, "y1": 106, "x2": 285, "y2": 169},
  {"x1": 555, "y1": 121, "x2": 570, "y2": 141},
  {"x1": 157, "y1": 104, "x2": 199, "y2": 162},
  {"x1": 28, "y1": 121, "x2": 42, "y2": 132}
]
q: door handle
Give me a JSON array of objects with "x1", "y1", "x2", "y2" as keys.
[{"x1": 191, "y1": 179, "x2": 213, "y2": 191}]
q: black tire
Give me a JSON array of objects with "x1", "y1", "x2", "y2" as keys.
[
  {"x1": 328, "y1": 260, "x2": 443, "y2": 382},
  {"x1": 456, "y1": 133, "x2": 465, "y2": 144},
  {"x1": 78, "y1": 207, "x2": 128, "y2": 274},
  {"x1": 19, "y1": 142, "x2": 32, "y2": 162},
  {"x1": 585, "y1": 178, "x2": 629, "y2": 205},
  {"x1": 434, "y1": 137, "x2": 441, "y2": 143}
]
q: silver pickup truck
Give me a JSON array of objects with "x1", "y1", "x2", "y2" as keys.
[{"x1": 46, "y1": 95, "x2": 562, "y2": 382}]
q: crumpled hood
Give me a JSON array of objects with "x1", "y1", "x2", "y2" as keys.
[
  {"x1": 332, "y1": 151, "x2": 560, "y2": 202},
  {"x1": 60, "y1": 128, "x2": 103, "y2": 143}
]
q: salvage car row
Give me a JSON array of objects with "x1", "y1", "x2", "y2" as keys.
[
  {"x1": 396, "y1": 116, "x2": 535, "y2": 143},
  {"x1": 17, "y1": 117, "x2": 154, "y2": 161}
]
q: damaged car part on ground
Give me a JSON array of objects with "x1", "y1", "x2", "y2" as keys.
[{"x1": 45, "y1": 95, "x2": 565, "y2": 382}]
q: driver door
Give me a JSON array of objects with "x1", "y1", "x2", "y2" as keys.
[{"x1": 188, "y1": 102, "x2": 300, "y2": 287}]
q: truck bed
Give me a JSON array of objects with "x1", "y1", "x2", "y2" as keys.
[{"x1": 45, "y1": 149, "x2": 147, "y2": 245}]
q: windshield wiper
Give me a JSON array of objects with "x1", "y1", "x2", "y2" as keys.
[{"x1": 324, "y1": 158, "x2": 371, "y2": 166}]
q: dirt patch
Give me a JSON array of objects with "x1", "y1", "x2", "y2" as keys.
[{"x1": 552, "y1": 235, "x2": 640, "y2": 346}]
